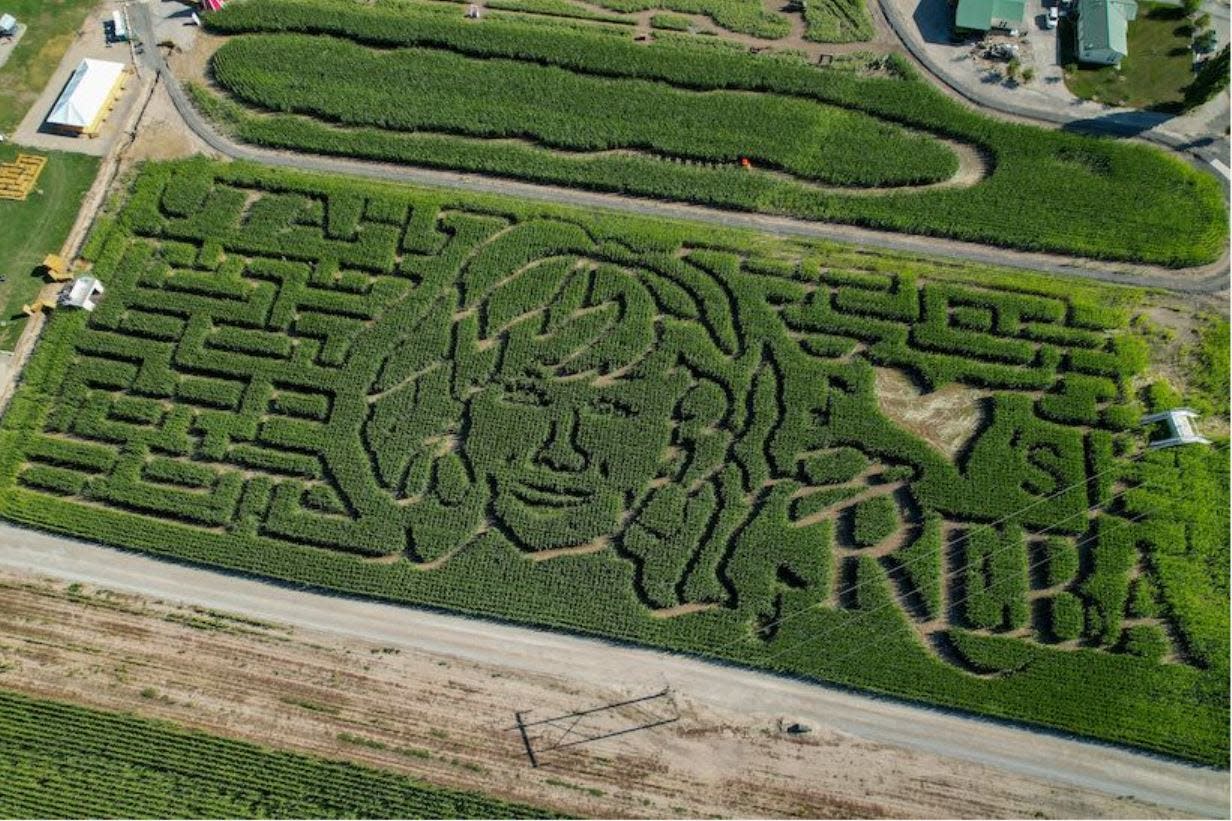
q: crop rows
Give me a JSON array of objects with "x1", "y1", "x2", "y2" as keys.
[
  {"x1": 211, "y1": 33, "x2": 956, "y2": 188},
  {"x1": 0, "y1": 160, "x2": 1224, "y2": 765},
  {"x1": 803, "y1": 0, "x2": 873, "y2": 44},
  {"x1": 0, "y1": 689, "x2": 558, "y2": 818},
  {"x1": 591, "y1": 0, "x2": 791, "y2": 39},
  {"x1": 196, "y1": 0, "x2": 1228, "y2": 266}
]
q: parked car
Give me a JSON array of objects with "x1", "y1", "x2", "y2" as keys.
[{"x1": 1047, "y1": 6, "x2": 1059, "y2": 28}]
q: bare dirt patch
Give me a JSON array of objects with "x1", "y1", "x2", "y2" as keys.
[
  {"x1": 873, "y1": 365, "x2": 990, "y2": 459},
  {"x1": 167, "y1": 27, "x2": 224, "y2": 87},
  {"x1": 1135, "y1": 299, "x2": 1229, "y2": 439},
  {"x1": 123, "y1": 81, "x2": 219, "y2": 165},
  {"x1": 0, "y1": 569, "x2": 1186, "y2": 819}
]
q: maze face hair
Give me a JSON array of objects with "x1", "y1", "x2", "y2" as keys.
[{"x1": 367, "y1": 241, "x2": 692, "y2": 559}]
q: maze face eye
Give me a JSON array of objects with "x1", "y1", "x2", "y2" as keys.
[
  {"x1": 589, "y1": 396, "x2": 636, "y2": 418},
  {"x1": 500, "y1": 382, "x2": 548, "y2": 407}
]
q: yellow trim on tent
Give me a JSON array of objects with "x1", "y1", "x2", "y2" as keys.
[{"x1": 84, "y1": 69, "x2": 129, "y2": 137}]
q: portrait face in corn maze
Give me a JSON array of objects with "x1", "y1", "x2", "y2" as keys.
[
  {"x1": 361, "y1": 220, "x2": 872, "y2": 622},
  {"x1": 364, "y1": 227, "x2": 701, "y2": 566},
  {"x1": 434, "y1": 257, "x2": 687, "y2": 556},
  {"x1": 5, "y1": 166, "x2": 1217, "y2": 769}
]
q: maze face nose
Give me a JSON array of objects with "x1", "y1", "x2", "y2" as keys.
[{"x1": 535, "y1": 416, "x2": 586, "y2": 473}]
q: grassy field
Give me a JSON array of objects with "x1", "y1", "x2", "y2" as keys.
[
  {"x1": 0, "y1": 0, "x2": 99, "y2": 133},
  {"x1": 1062, "y1": 4, "x2": 1195, "y2": 111},
  {"x1": 0, "y1": 688, "x2": 560, "y2": 817},
  {"x1": 0, "y1": 158, "x2": 1225, "y2": 764},
  {"x1": 196, "y1": 0, "x2": 1226, "y2": 266},
  {"x1": 0, "y1": 144, "x2": 99, "y2": 350}
]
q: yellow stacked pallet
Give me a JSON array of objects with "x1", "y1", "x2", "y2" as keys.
[
  {"x1": 0, "y1": 154, "x2": 48, "y2": 201},
  {"x1": 84, "y1": 68, "x2": 130, "y2": 138}
]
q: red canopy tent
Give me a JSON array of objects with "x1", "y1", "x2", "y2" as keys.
[{"x1": 201, "y1": 0, "x2": 227, "y2": 12}]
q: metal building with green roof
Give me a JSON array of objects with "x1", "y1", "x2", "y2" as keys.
[
  {"x1": 954, "y1": 0, "x2": 1027, "y2": 33},
  {"x1": 1077, "y1": 0, "x2": 1139, "y2": 65}
]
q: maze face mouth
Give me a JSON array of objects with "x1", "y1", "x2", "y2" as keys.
[{"x1": 506, "y1": 478, "x2": 596, "y2": 510}]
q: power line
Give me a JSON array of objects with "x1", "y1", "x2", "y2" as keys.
[
  {"x1": 702, "y1": 449, "x2": 1144, "y2": 656},
  {"x1": 748, "y1": 485, "x2": 1139, "y2": 667},
  {"x1": 754, "y1": 509, "x2": 1151, "y2": 671}
]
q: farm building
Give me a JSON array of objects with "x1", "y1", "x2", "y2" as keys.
[
  {"x1": 1076, "y1": 0, "x2": 1138, "y2": 65},
  {"x1": 111, "y1": 10, "x2": 128, "y2": 42},
  {"x1": 62, "y1": 276, "x2": 105, "y2": 312},
  {"x1": 45, "y1": 58, "x2": 127, "y2": 136},
  {"x1": 954, "y1": 0, "x2": 1026, "y2": 33},
  {"x1": 1142, "y1": 408, "x2": 1210, "y2": 449}
]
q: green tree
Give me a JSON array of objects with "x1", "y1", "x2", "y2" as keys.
[{"x1": 1184, "y1": 45, "x2": 1230, "y2": 108}]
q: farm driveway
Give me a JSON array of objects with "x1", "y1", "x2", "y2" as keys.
[
  {"x1": 130, "y1": 3, "x2": 1229, "y2": 293},
  {"x1": 0, "y1": 523, "x2": 1226, "y2": 819},
  {"x1": 9, "y1": 2, "x2": 139, "y2": 157}
]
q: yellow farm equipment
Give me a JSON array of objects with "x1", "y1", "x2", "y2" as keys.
[
  {"x1": 22, "y1": 281, "x2": 63, "y2": 317},
  {"x1": 22, "y1": 296, "x2": 58, "y2": 317},
  {"x1": 41, "y1": 254, "x2": 72, "y2": 281}
]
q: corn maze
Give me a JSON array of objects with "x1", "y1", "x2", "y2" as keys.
[
  {"x1": 0, "y1": 160, "x2": 1226, "y2": 764},
  {"x1": 802, "y1": 0, "x2": 873, "y2": 44},
  {"x1": 193, "y1": 0, "x2": 1228, "y2": 266}
]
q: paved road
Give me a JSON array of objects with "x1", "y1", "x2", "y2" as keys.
[
  {"x1": 0, "y1": 523, "x2": 1226, "y2": 818},
  {"x1": 129, "y1": 3, "x2": 1229, "y2": 295},
  {"x1": 877, "y1": 0, "x2": 1231, "y2": 185}
]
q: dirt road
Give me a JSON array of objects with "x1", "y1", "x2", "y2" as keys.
[
  {"x1": 127, "y1": 2, "x2": 1228, "y2": 295},
  {"x1": 0, "y1": 523, "x2": 1225, "y2": 818}
]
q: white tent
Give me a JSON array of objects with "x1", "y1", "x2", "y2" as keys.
[
  {"x1": 0, "y1": 14, "x2": 17, "y2": 36},
  {"x1": 46, "y1": 58, "x2": 126, "y2": 133}
]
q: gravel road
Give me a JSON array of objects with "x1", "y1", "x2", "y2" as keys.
[
  {"x1": 127, "y1": 2, "x2": 1229, "y2": 295},
  {"x1": 6, "y1": 8, "x2": 1219, "y2": 816},
  {"x1": 0, "y1": 523, "x2": 1226, "y2": 818}
]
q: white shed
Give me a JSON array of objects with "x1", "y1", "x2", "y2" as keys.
[
  {"x1": 1141, "y1": 408, "x2": 1210, "y2": 449},
  {"x1": 62, "y1": 276, "x2": 105, "y2": 312},
  {"x1": 111, "y1": 10, "x2": 128, "y2": 42}
]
